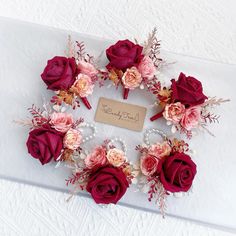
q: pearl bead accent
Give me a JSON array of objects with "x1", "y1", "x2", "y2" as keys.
[
  {"x1": 108, "y1": 137, "x2": 127, "y2": 154},
  {"x1": 144, "y1": 128, "x2": 167, "y2": 146},
  {"x1": 80, "y1": 122, "x2": 97, "y2": 143}
]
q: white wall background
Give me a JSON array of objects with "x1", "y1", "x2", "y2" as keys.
[{"x1": 0, "y1": 0, "x2": 236, "y2": 235}]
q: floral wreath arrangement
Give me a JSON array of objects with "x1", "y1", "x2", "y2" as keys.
[
  {"x1": 150, "y1": 72, "x2": 229, "y2": 138},
  {"x1": 104, "y1": 28, "x2": 162, "y2": 100},
  {"x1": 66, "y1": 138, "x2": 136, "y2": 204},
  {"x1": 136, "y1": 128, "x2": 196, "y2": 216},
  {"x1": 17, "y1": 103, "x2": 96, "y2": 165},
  {"x1": 15, "y1": 28, "x2": 230, "y2": 214},
  {"x1": 41, "y1": 36, "x2": 106, "y2": 110}
]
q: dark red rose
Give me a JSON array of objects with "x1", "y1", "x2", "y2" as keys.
[
  {"x1": 171, "y1": 72, "x2": 208, "y2": 106},
  {"x1": 26, "y1": 125, "x2": 64, "y2": 165},
  {"x1": 86, "y1": 165, "x2": 129, "y2": 204},
  {"x1": 158, "y1": 152, "x2": 197, "y2": 193},
  {"x1": 41, "y1": 56, "x2": 77, "y2": 91},
  {"x1": 106, "y1": 40, "x2": 143, "y2": 71}
]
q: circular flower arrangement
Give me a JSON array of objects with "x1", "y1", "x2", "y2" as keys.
[
  {"x1": 66, "y1": 139, "x2": 136, "y2": 205},
  {"x1": 16, "y1": 29, "x2": 230, "y2": 212},
  {"x1": 136, "y1": 129, "x2": 197, "y2": 216},
  {"x1": 41, "y1": 36, "x2": 106, "y2": 110},
  {"x1": 104, "y1": 28, "x2": 162, "y2": 100},
  {"x1": 150, "y1": 72, "x2": 230, "y2": 138}
]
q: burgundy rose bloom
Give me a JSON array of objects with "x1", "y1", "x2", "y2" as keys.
[
  {"x1": 106, "y1": 40, "x2": 143, "y2": 71},
  {"x1": 158, "y1": 152, "x2": 197, "y2": 193},
  {"x1": 171, "y1": 72, "x2": 208, "y2": 106},
  {"x1": 26, "y1": 125, "x2": 64, "y2": 165},
  {"x1": 86, "y1": 165, "x2": 129, "y2": 204},
  {"x1": 41, "y1": 56, "x2": 77, "y2": 91}
]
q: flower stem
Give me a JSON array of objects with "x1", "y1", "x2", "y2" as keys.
[
  {"x1": 150, "y1": 110, "x2": 163, "y2": 121},
  {"x1": 123, "y1": 87, "x2": 129, "y2": 100},
  {"x1": 81, "y1": 97, "x2": 91, "y2": 110}
]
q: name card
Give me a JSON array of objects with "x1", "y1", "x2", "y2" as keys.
[{"x1": 95, "y1": 97, "x2": 147, "y2": 132}]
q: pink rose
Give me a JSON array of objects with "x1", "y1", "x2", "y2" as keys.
[
  {"x1": 149, "y1": 141, "x2": 171, "y2": 158},
  {"x1": 180, "y1": 106, "x2": 201, "y2": 130},
  {"x1": 70, "y1": 74, "x2": 94, "y2": 97},
  {"x1": 140, "y1": 154, "x2": 159, "y2": 176},
  {"x1": 50, "y1": 112, "x2": 73, "y2": 133},
  {"x1": 84, "y1": 146, "x2": 107, "y2": 169},
  {"x1": 77, "y1": 61, "x2": 98, "y2": 78},
  {"x1": 63, "y1": 128, "x2": 82, "y2": 150},
  {"x1": 107, "y1": 148, "x2": 126, "y2": 167},
  {"x1": 163, "y1": 102, "x2": 185, "y2": 124},
  {"x1": 138, "y1": 56, "x2": 156, "y2": 78},
  {"x1": 122, "y1": 67, "x2": 142, "y2": 89}
]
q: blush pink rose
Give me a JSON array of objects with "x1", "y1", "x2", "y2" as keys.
[
  {"x1": 63, "y1": 128, "x2": 82, "y2": 150},
  {"x1": 84, "y1": 146, "x2": 107, "y2": 169},
  {"x1": 70, "y1": 74, "x2": 94, "y2": 97},
  {"x1": 138, "y1": 56, "x2": 156, "y2": 78},
  {"x1": 163, "y1": 102, "x2": 185, "y2": 124},
  {"x1": 140, "y1": 154, "x2": 159, "y2": 176},
  {"x1": 107, "y1": 148, "x2": 126, "y2": 167},
  {"x1": 122, "y1": 67, "x2": 142, "y2": 89},
  {"x1": 77, "y1": 61, "x2": 98, "y2": 78},
  {"x1": 50, "y1": 112, "x2": 73, "y2": 133},
  {"x1": 149, "y1": 141, "x2": 171, "y2": 158},
  {"x1": 180, "y1": 106, "x2": 201, "y2": 130}
]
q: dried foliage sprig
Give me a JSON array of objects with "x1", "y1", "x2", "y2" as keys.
[
  {"x1": 147, "y1": 177, "x2": 167, "y2": 217},
  {"x1": 202, "y1": 112, "x2": 220, "y2": 124},
  {"x1": 200, "y1": 123, "x2": 215, "y2": 137},
  {"x1": 76, "y1": 40, "x2": 86, "y2": 60},
  {"x1": 65, "y1": 35, "x2": 76, "y2": 58},
  {"x1": 13, "y1": 119, "x2": 32, "y2": 127},
  {"x1": 203, "y1": 97, "x2": 230, "y2": 108},
  {"x1": 143, "y1": 76, "x2": 162, "y2": 95},
  {"x1": 143, "y1": 27, "x2": 162, "y2": 68},
  {"x1": 178, "y1": 126, "x2": 193, "y2": 140},
  {"x1": 28, "y1": 104, "x2": 45, "y2": 119},
  {"x1": 72, "y1": 117, "x2": 84, "y2": 128},
  {"x1": 135, "y1": 145, "x2": 148, "y2": 154},
  {"x1": 66, "y1": 170, "x2": 89, "y2": 190}
]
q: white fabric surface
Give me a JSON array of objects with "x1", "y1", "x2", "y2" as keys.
[{"x1": 0, "y1": 1, "x2": 236, "y2": 235}]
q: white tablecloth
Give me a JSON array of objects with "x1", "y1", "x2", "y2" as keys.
[{"x1": 0, "y1": 0, "x2": 235, "y2": 235}]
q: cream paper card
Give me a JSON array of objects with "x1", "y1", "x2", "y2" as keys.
[{"x1": 95, "y1": 97, "x2": 147, "y2": 132}]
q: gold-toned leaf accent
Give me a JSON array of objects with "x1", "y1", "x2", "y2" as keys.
[
  {"x1": 58, "y1": 90, "x2": 74, "y2": 105},
  {"x1": 158, "y1": 88, "x2": 172, "y2": 107},
  {"x1": 108, "y1": 69, "x2": 123, "y2": 86},
  {"x1": 61, "y1": 148, "x2": 74, "y2": 162}
]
